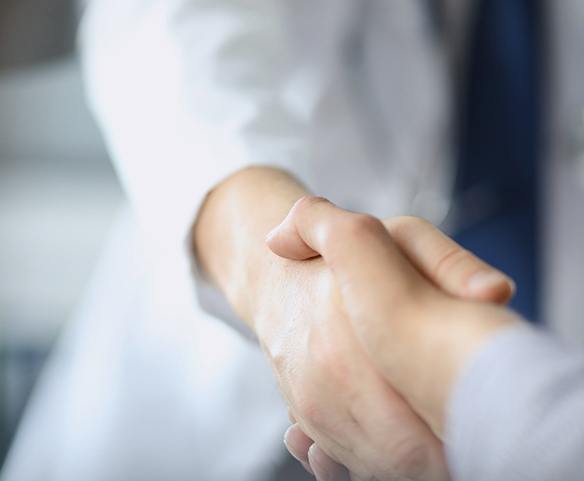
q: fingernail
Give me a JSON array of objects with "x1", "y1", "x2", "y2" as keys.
[
  {"x1": 283, "y1": 426, "x2": 292, "y2": 448},
  {"x1": 284, "y1": 426, "x2": 314, "y2": 468},
  {"x1": 284, "y1": 429, "x2": 313, "y2": 475},
  {"x1": 307, "y1": 444, "x2": 325, "y2": 478},
  {"x1": 467, "y1": 271, "x2": 514, "y2": 295}
]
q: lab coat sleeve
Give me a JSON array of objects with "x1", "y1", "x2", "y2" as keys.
[
  {"x1": 79, "y1": 0, "x2": 328, "y2": 334},
  {"x1": 446, "y1": 325, "x2": 584, "y2": 480}
]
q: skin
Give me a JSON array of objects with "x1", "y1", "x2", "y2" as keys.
[
  {"x1": 267, "y1": 196, "x2": 524, "y2": 480},
  {"x1": 194, "y1": 167, "x2": 517, "y2": 481}
]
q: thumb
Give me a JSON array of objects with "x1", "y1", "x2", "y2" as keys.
[
  {"x1": 267, "y1": 197, "x2": 514, "y2": 304},
  {"x1": 266, "y1": 195, "x2": 425, "y2": 328}
]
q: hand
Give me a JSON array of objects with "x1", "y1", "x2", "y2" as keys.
[
  {"x1": 267, "y1": 196, "x2": 519, "y2": 480},
  {"x1": 254, "y1": 232, "x2": 450, "y2": 481},
  {"x1": 193, "y1": 168, "x2": 515, "y2": 481},
  {"x1": 195, "y1": 169, "x2": 455, "y2": 479}
]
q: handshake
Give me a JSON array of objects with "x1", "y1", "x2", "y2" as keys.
[{"x1": 255, "y1": 196, "x2": 521, "y2": 481}]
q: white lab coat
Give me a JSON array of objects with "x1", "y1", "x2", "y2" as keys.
[{"x1": 3, "y1": 1, "x2": 584, "y2": 480}]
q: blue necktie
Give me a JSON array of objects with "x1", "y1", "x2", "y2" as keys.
[{"x1": 454, "y1": 0, "x2": 542, "y2": 322}]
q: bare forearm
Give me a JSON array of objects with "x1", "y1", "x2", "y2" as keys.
[{"x1": 193, "y1": 166, "x2": 308, "y2": 328}]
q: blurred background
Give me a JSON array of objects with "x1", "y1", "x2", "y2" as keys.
[{"x1": 0, "y1": 0, "x2": 122, "y2": 467}]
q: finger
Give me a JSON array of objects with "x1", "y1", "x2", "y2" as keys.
[
  {"x1": 266, "y1": 196, "x2": 424, "y2": 327},
  {"x1": 266, "y1": 196, "x2": 425, "y2": 360},
  {"x1": 267, "y1": 197, "x2": 514, "y2": 304},
  {"x1": 382, "y1": 217, "x2": 515, "y2": 304},
  {"x1": 308, "y1": 444, "x2": 351, "y2": 481},
  {"x1": 284, "y1": 424, "x2": 315, "y2": 469},
  {"x1": 288, "y1": 408, "x2": 297, "y2": 424},
  {"x1": 265, "y1": 197, "x2": 323, "y2": 260},
  {"x1": 267, "y1": 196, "x2": 358, "y2": 261},
  {"x1": 270, "y1": 200, "x2": 452, "y2": 479}
]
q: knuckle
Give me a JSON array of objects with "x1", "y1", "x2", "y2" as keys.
[
  {"x1": 433, "y1": 246, "x2": 470, "y2": 280},
  {"x1": 295, "y1": 395, "x2": 328, "y2": 430},
  {"x1": 293, "y1": 195, "x2": 336, "y2": 244},
  {"x1": 342, "y1": 214, "x2": 386, "y2": 240},
  {"x1": 294, "y1": 195, "x2": 329, "y2": 214},
  {"x1": 294, "y1": 395, "x2": 318, "y2": 423}
]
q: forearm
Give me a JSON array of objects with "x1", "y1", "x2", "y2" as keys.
[{"x1": 193, "y1": 166, "x2": 308, "y2": 328}]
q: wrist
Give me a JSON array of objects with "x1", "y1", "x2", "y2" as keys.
[
  {"x1": 227, "y1": 241, "x2": 280, "y2": 331},
  {"x1": 193, "y1": 165, "x2": 308, "y2": 332},
  {"x1": 409, "y1": 299, "x2": 522, "y2": 435}
]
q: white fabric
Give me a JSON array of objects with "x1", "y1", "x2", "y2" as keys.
[
  {"x1": 3, "y1": 1, "x2": 584, "y2": 480},
  {"x1": 2, "y1": 208, "x2": 289, "y2": 481}
]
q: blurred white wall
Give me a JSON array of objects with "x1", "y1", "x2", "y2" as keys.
[
  {"x1": 0, "y1": 0, "x2": 121, "y2": 466},
  {"x1": 0, "y1": 57, "x2": 122, "y2": 462},
  {"x1": 0, "y1": 57, "x2": 122, "y2": 344}
]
